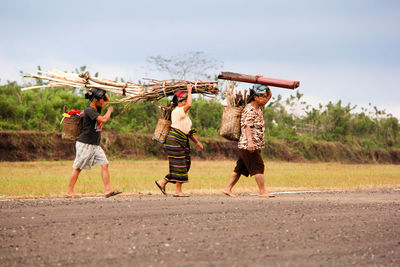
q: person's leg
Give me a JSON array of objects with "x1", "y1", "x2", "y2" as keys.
[
  {"x1": 67, "y1": 168, "x2": 81, "y2": 196},
  {"x1": 157, "y1": 133, "x2": 183, "y2": 194},
  {"x1": 223, "y1": 152, "x2": 247, "y2": 197},
  {"x1": 175, "y1": 182, "x2": 183, "y2": 194},
  {"x1": 254, "y1": 173, "x2": 275, "y2": 197},
  {"x1": 157, "y1": 177, "x2": 168, "y2": 187},
  {"x1": 246, "y1": 150, "x2": 274, "y2": 197},
  {"x1": 101, "y1": 164, "x2": 113, "y2": 194},
  {"x1": 222, "y1": 172, "x2": 240, "y2": 197},
  {"x1": 159, "y1": 140, "x2": 187, "y2": 195},
  {"x1": 254, "y1": 173, "x2": 266, "y2": 195}
]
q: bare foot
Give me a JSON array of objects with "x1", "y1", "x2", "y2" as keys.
[
  {"x1": 65, "y1": 193, "x2": 80, "y2": 198},
  {"x1": 258, "y1": 193, "x2": 276, "y2": 198},
  {"x1": 222, "y1": 190, "x2": 237, "y2": 198}
]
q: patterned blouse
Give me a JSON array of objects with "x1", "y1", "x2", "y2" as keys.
[{"x1": 238, "y1": 104, "x2": 265, "y2": 150}]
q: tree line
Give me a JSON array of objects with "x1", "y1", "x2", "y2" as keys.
[{"x1": 0, "y1": 81, "x2": 399, "y2": 149}]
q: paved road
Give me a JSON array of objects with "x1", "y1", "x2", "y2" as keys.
[{"x1": 1, "y1": 190, "x2": 399, "y2": 266}]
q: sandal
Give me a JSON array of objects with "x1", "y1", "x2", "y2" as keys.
[
  {"x1": 155, "y1": 180, "x2": 167, "y2": 195},
  {"x1": 105, "y1": 190, "x2": 122, "y2": 198},
  {"x1": 173, "y1": 193, "x2": 190, "y2": 197}
]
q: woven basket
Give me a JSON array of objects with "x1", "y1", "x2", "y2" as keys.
[
  {"x1": 152, "y1": 118, "x2": 172, "y2": 144},
  {"x1": 220, "y1": 106, "x2": 243, "y2": 141},
  {"x1": 62, "y1": 116, "x2": 83, "y2": 141}
]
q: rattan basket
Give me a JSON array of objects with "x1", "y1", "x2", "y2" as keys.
[
  {"x1": 220, "y1": 106, "x2": 243, "y2": 141},
  {"x1": 62, "y1": 116, "x2": 83, "y2": 141},
  {"x1": 152, "y1": 118, "x2": 172, "y2": 144}
]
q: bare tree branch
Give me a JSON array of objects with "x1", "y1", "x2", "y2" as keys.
[{"x1": 146, "y1": 51, "x2": 222, "y2": 80}]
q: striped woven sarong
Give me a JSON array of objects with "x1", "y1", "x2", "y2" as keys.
[{"x1": 164, "y1": 127, "x2": 191, "y2": 183}]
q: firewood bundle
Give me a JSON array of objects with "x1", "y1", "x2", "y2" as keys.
[
  {"x1": 22, "y1": 70, "x2": 219, "y2": 103},
  {"x1": 225, "y1": 81, "x2": 248, "y2": 107}
]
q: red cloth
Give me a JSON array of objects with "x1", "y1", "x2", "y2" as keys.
[
  {"x1": 68, "y1": 109, "x2": 82, "y2": 116},
  {"x1": 175, "y1": 91, "x2": 186, "y2": 97}
]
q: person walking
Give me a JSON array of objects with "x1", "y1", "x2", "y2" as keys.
[
  {"x1": 155, "y1": 84, "x2": 203, "y2": 197},
  {"x1": 67, "y1": 88, "x2": 121, "y2": 198},
  {"x1": 223, "y1": 84, "x2": 275, "y2": 198}
]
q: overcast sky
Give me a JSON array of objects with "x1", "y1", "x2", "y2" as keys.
[{"x1": 1, "y1": 0, "x2": 399, "y2": 117}]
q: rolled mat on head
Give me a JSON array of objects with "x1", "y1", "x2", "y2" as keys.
[{"x1": 218, "y1": 72, "x2": 300, "y2": 89}]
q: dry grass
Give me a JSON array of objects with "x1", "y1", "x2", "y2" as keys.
[{"x1": 0, "y1": 160, "x2": 399, "y2": 198}]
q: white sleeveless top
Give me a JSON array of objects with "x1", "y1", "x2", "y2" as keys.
[{"x1": 170, "y1": 106, "x2": 192, "y2": 134}]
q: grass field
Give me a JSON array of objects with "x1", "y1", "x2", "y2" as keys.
[{"x1": 0, "y1": 160, "x2": 399, "y2": 198}]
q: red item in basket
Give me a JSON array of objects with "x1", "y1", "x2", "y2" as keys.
[{"x1": 68, "y1": 109, "x2": 82, "y2": 116}]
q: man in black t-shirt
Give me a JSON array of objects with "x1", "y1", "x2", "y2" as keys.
[{"x1": 67, "y1": 88, "x2": 121, "y2": 198}]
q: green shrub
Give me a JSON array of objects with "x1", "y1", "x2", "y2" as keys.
[{"x1": 0, "y1": 81, "x2": 398, "y2": 151}]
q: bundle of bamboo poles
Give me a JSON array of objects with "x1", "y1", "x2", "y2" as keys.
[{"x1": 22, "y1": 70, "x2": 219, "y2": 103}]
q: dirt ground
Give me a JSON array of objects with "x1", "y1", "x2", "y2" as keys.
[{"x1": 1, "y1": 190, "x2": 399, "y2": 266}]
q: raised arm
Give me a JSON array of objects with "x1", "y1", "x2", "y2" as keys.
[
  {"x1": 183, "y1": 84, "x2": 193, "y2": 113},
  {"x1": 96, "y1": 94, "x2": 114, "y2": 125},
  {"x1": 266, "y1": 89, "x2": 272, "y2": 104},
  {"x1": 102, "y1": 93, "x2": 110, "y2": 104}
]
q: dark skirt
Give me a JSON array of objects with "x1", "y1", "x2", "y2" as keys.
[
  {"x1": 233, "y1": 149, "x2": 264, "y2": 177},
  {"x1": 164, "y1": 127, "x2": 191, "y2": 183}
]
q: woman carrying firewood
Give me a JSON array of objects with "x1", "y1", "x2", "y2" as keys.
[
  {"x1": 155, "y1": 84, "x2": 203, "y2": 197},
  {"x1": 67, "y1": 88, "x2": 121, "y2": 198},
  {"x1": 222, "y1": 84, "x2": 275, "y2": 198}
]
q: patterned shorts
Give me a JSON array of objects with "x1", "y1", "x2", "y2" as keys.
[{"x1": 72, "y1": 141, "x2": 109, "y2": 170}]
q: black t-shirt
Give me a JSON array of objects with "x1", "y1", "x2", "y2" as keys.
[{"x1": 76, "y1": 107, "x2": 103, "y2": 145}]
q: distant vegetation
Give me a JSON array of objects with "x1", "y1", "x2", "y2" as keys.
[{"x1": 1, "y1": 72, "x2": 399, "y2": 160}]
